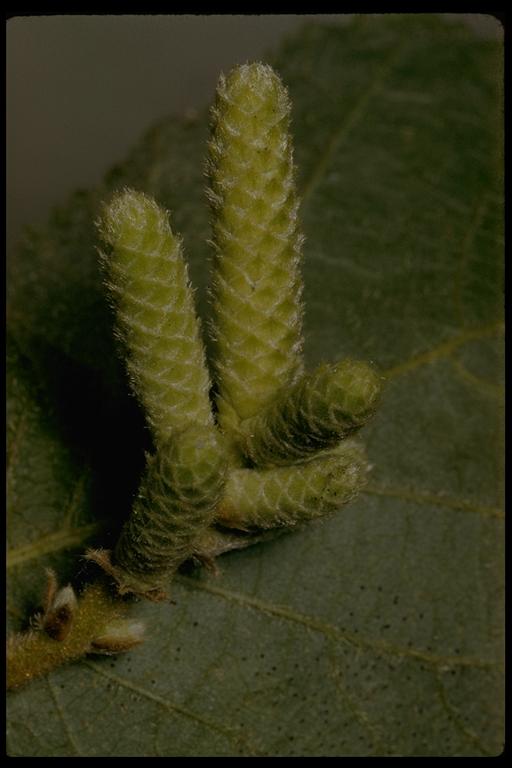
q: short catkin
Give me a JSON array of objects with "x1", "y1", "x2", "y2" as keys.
[
  {"x1": 113, "y1": 425, "x2": 226, "y2": 595},
  {"x1": 98, "y1": 189, "x2": 213, "y2": 445},
  {"x1": 207, "y1": 63, "x2": 304, "y2": 441},
  {"x1": 240, "y1": 360, "x2": 381, "y2": 467},
  {"x1": 216, "y1": 441, "x2": 368, "y2": 530}
]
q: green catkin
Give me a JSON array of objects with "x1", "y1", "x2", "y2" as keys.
[
  {"x1": 98, "y1": 189, "x2": 213, "y2": 445},
  {"x1": 7, "y1": 62, "x2": 385, "y2": 690},
  {"x1": 112, "y1": 425, "x2": 226, "y2": 595},
  {"x1": 98, "y1": 191, "x2": 226, "y2": 595},
  {"x1": 216, "y1": 441, "x2": 368, "y2": 530},
  {"x1": 240, "y1": 360, "x2": 382, "y2": 467},
  {"x1": 207, "y1": 63, "x2": 304, "y2": 442}
]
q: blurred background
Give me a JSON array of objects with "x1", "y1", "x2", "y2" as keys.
[{"x1": 6, "y1": 13, "x2": 502, "y2": 264}]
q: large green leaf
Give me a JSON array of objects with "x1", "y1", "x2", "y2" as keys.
[{"x1": 6, "y1": 15, "x2": 504, "y2": 756}]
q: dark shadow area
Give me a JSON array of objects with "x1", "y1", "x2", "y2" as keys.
[{"x1": 8, "y1": 331, "x2": 150, "y2": 575}]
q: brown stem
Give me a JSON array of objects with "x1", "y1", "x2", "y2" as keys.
[{"x1": 7, "y1": 526, "x2": 285, "y2": 692}]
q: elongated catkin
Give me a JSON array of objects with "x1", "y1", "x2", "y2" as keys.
[{"x1": 207, "y1": 63, "x2": 304, "y2": 440}]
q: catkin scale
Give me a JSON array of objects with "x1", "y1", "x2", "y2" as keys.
[
  {"x1": 216, "y1": 441, "x2": 368, "y2": 530},
  {"x1": 207, "y1": 63, "x2": 304, "y2": 439},
  {"x1": 42, "y1": 585, "x2": 77, "y2": 641},
  {"x1": 98, "y1": 189, "x2": 213, "y2": 445},
  {"x1": 240, "y1": 360, "x2": 382, "y2": 467}
]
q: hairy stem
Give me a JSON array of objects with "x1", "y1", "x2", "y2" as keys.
[{"x1": 7, "y1": 584, "x2": 136, "y2": 691}]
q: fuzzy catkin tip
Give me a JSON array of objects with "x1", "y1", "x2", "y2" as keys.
[
  {"x1": 98, "y1": 187, "x2": 168, "y2": 249},
  {"x1": 214, "y1": 63, "x2": 291, "y2": 125}
]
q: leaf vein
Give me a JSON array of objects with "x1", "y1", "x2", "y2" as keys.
[
  {"x1": 6, "y1": 410, "x2": 28, "y2": 501},
  {"x1": 84, "y1": 661, "x2": 254, "y2": 754},
  {"x1": 384, "y1": 321, "x2": 503, "y2": 380},
  {"x1": 453, "y1": 194, "x2": 490, "y2": 328},
  {"x1": 362, "y1": 484, "x2": 503, "y2": 519},
  {"x1": 450, "y1": 358, "x2": 504, "y2": 400},
  {"x1": 7, "y1": 522, "x2": 102, "y2": 569},
  {"x1": 300, "y1": 43, "x2": 405, "y2": 206},
  {"x1": 435, "y1": 672, "x2": 494, "y2": 756},
  {"x1": 326, "y1": 643, "x2": 387, "y2": 754},
  {"x1": 177, "y1": 575, "x2": 500, "y2": 672},
  {"x1": 46, "y1": 677, "x2": 82, "y2": 756}
]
